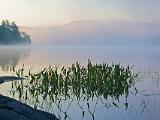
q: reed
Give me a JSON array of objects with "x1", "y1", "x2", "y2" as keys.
[{"x1": 12, "y1": 61, "x2": 137, "y2": 102}]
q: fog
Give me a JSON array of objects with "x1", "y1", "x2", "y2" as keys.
[
  {"x1": 1, "y1": 20, "x2": 160, "y2": 73},
  {"x1": 0, "y1": 46, "x2": 30, "y2": 71},
  {"x1": 20, "y1": 21, "x2": 160, "y2": 47}
]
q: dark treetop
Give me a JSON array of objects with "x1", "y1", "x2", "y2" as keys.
[{"x1": 0, "y1": 20, "x2": 31, "y2": 45}]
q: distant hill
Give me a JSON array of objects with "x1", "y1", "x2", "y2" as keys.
[{"x1": 0, "y1": 20, "x2": 31, "y2": 45}]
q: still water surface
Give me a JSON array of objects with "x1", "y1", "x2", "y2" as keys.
[{"x1": 0, "y1": 45, "x2": 160, "y2": 120}]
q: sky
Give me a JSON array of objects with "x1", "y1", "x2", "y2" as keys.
[{"x1": 0, "y1": 0, "x2": 159, "y2": 26}]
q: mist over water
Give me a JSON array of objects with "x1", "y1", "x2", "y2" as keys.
[
  {"x1": 0, "y1": 44, "x2": 159, "y2": 73},
  {"x1": 0, "y1": 46, "x2": 30, "y2": 72},
  {"x1": 7, "y1": 22, "x2": 159, "y2": 69},
  {"x1": 11, "y1": 21, "x2": 160, "y2": 71}
]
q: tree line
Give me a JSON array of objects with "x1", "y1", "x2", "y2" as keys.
[{"x1": 0, "y1": 20, "x2": 31, "y2": 45}]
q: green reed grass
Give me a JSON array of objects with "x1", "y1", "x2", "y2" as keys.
[{"x1": 12, "y1": 61, "x2": 137, "y2": 102}]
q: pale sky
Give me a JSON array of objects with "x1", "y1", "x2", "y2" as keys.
[{"x1": 0, "y1": 0, "x2": 159, "y2": 26}]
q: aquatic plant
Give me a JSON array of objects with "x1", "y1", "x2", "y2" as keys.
[
  {"x1": 13, "y1": 61, "x2": 136, "y2": 99},
  {"x1": 11, "y1": 61, "x2": 137, "y2": 120}
]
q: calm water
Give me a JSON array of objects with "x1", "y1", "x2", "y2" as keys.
[{"x1": 0, "y1": 45, "x2": 160, "y2": 120}]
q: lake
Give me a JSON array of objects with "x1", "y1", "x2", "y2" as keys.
[{"x1": 0, "y1": 45, "x2": 160, "y2": 120}]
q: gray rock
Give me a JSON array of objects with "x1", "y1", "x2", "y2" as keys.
[
  {"x1": 0, "y1": 76, "x2": 25, "y2": 84},
  {"x1": 0, "y1": 94, "x2": 59, "y2": 120}
]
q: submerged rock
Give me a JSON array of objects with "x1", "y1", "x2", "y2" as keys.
[{"x1": 0, "y1": 94, "x2": 59, "y2": 120}]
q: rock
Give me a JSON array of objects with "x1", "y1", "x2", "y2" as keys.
[
  {"x1": 0, "y1": 94, "x2": 59, "y2": 120},
  {"x1": 0, "y1": 76, "x2": 25, "y2": 84}
]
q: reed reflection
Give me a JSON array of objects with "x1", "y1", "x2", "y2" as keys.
[{"x1": 0, "y1": 46, "x2": 30, "y2": 71}]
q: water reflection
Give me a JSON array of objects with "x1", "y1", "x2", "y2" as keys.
[
  {"x1": 126, "y1": 71, "x2": 160, "y2": 120},
  {"x1": 0, "y1": 46, "x2": 30, "y2": 71},
  {"x1": 10, "y1": 62, "x2": 137, "y2": 120}
]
